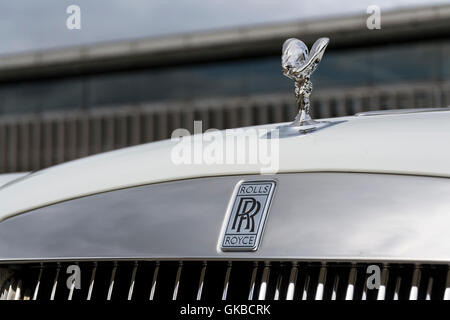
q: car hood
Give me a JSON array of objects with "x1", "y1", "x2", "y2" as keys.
[
  {"x1": 0, "y1": 110, "x2": 449, "y2": 221},
  {"x1": 0, "y1": 173, "x2": 29, "y2": 187}
]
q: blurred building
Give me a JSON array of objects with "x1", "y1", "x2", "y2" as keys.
[{"x1": 1, "y1": 4, "x2": 450, "y2": 173}]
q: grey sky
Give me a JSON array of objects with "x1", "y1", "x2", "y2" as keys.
[{"x1": 0, "y1": 0, "x2": 448, "y2": 55}]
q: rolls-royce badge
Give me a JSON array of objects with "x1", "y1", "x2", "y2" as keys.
[{"x1": 220, "y1": 180, "x2": 276, "y2": 251}]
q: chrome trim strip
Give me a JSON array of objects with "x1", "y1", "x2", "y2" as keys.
[{"x1": 355, "y1": 107, "x2": 450, "y2": 116}]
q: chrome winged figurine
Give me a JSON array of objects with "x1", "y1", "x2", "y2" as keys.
[{"x1": 282, "y1": 37, "x2": 329, "y2": 131}]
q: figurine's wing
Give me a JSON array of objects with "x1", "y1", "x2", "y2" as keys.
[
  {"x1": 301, "y1": 37, "x2": 329, "y2": 75},
  {"x1": 281, "y1": 38, "x2": 309, "y2": 81}
]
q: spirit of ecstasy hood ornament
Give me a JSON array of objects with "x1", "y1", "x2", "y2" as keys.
[{"x1": 281, "y1": 37, "x2": 329, "y2": 132}]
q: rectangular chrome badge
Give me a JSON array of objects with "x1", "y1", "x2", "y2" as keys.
[{"x1": 220, "y1": 180, "x2": 276, "y2": 251}]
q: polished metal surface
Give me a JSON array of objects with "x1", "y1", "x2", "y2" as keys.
[
  {"x1": 355, "y1": 107, "x2": 450, "y2": 117},
  {"x1": 281, "y1": 37, "x2": 329, "y2": 132},
  {"x1": 220, "y1": 180, "x2": 276, "y2": 251},
  {"x1": 0, "y1": 173, "x2": 450, "y2": 263}
]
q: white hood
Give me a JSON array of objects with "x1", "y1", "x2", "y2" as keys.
[
  {"x1": 0, "y1": 173, "x2": 29, "y2": 188},
  {"x1": 0, "y1": 110, "x2": 449, "y2": 221}
]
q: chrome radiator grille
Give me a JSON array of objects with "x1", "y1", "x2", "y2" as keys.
[{"x1": 1, "y1": 261, "x2": 450, "y2": 301}]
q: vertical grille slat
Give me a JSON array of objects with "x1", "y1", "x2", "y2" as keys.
[
  {"x1": 248, "y1": 262, "x2": 258, "y2": 300},
  {"x1": 149, "y1": 262, "x2": 159, "y2": 301},
  {"x1": 67, "y1": 262, "x2": 80, "y2": 301},
  {"x1": 361, "y1": 277, "x2": 368, "y2": 300},
  {"x1": 301, "y1": 273, "x2": 310, "y2": 300},
  {"x1": 444, "y1": 268, "x2": 450, "y2": 300},
  {"x1": 127, "y1": 262, "x2": 138, "y2": 301},
  {"x1": 257, "y1": 262, "x2": 270, "y2": 300},
  {"x1": 49, "y1": 265, "x2": 60, "y2": 301},
  {"x1": 331, "y1": 274, "x2": 339, "y2": 300},
  {"x1": 273, "y1": 271, "x2": 283, "y2": 300},
  {"x1": 376, "y1": 265, "x2": 389, "y2": 300},
  {"x1": 3, "y1": 260, "x2": 450, "y2": 300},
  {"x1": 67, "y1": 274, "x2": 76, "y2": 300},
  {"x1": 221, "y1": 262, "x2": 232, "y2": 300},
  {"x1": 393, "y1": 276, "x2": 402, "y2": 300},
  {"x1": 285, "y1": 263, "x2": 298, "y2": 300},
  {"x1": 13, "y1": 280, "x2": 22, "y2": 300},
  {"x1": 86, "y1": 263, "x2": 97, "y2": 301},
  {"x1": 106, "y1": 263, "x2": 117, "y2": 301},
  {"x1": 32, "y1": 266, "x2": 43, "y2": 301},
  {"x1": 315, "y1": 264, "x2": 327, "y2": 300},
  {"x1": 172, "y1": 262, "x2": 183, "y2": 300},
  {"x1": 425, "y1": 277, "x2": 434, "y2": 300},
  {"x1": 6, "y1": 280, "x2": 15, "y2": 300},
  {"x1": 409, "y1": 267, "x2": 421, "y2": 300},
  {"x1": 196, "y1": 262, "x2": 207, "y2": 301},
  {"x1": 345, "y1": 267, "x2": 357, "y2": 300}
]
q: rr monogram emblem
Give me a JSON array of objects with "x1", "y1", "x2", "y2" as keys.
[
  {"x1": 232, "y1": 197, "x2": 261, "y2": 233},
  {"x1": 220, "y1": 181, "x2": 276, "y2": 251}
]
